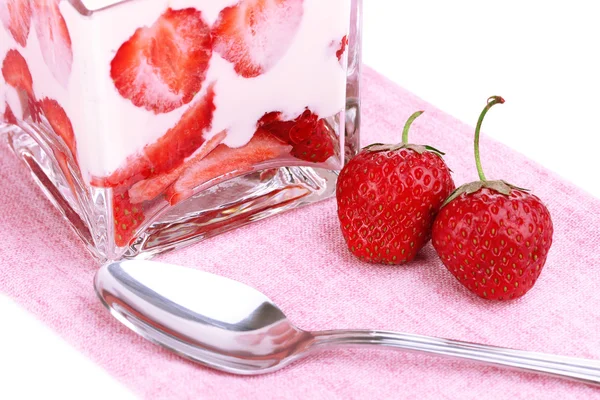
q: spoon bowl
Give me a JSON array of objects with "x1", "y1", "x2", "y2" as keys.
[
  {"x1": 95, "y1": 260, "x2": 313, "y2": 374},
  {"x1": 95, "y1": 260, "x2": 600, "y2": 384}
]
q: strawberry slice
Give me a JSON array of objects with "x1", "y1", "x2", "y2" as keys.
[
  {"x1": 3, "y1": 102, "x2": 18, "y2": 124},
  {"x1": 111, "y1": 8, "x2": 212, "y2": 114},
  {"x1": 93, "y1": 84, "x2": 216, "y2": 189},
  {"x1": 39, "y1": 98, "x2": 77, "y2": 161},
  {"x1": 212, "y1": 0, "x2": 304, "y2": 78},
  {"x1": 112, "y1": 189, "x2": 145, "y2": 248},
  {"x1": 37, "y1": 98, "x2": 79, "y2": 194},
  {"x1": 1, "y1": 49, "x2": 34, "y2": 98},
  {"x1": 128, "y1": 130, "x2": 227, "y2": 204},
  {"x1": 55, "y1": 150, "x2": 78, "y2": 195},
  {"x1": 165, "y1": 130, "x2": 292, "y2": 205},
  {"x1": 128, "y1": 166, "x2": 182, "y2": 206},
  {"x1": 336, "y1": 35, "x2": 348, "y2": 61},
  {"x1": 257, "y1": 110, "x2": 335, "y2": 163},
  {"x1": 33, "y1": 0, "x2": 73, "y2": 88},
  {"x1": 0, "y1": 0, "x2": 32, "y2": 47},
  {"x1": 1, "y1": 49, "x2": 38, "y2": 119}
]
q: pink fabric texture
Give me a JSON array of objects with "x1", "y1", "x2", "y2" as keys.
[{"x1": 1, "y1": 67, "x2": 600, "y2": 399}]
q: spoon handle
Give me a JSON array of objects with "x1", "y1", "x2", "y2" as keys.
[{"x1": 310, "y1": 330, "x2": 600, "y2": 386}]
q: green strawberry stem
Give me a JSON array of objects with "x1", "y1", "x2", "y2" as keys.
[
  {"x1": 402, "y1": 111, "x2": 424, "y2": 144},
  {"x1": 475, "y1": 96, "x2": 505, "y2": 181}
]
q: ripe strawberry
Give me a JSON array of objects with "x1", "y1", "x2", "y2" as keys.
[
  {"x1": 432, "y1": 97, "x2": 553, "y2": 300},
  {"x1": 212, "y1": 0, "x2": 304, "y2": 78},
  {"x1": 111, "y1": 8, "x2": 212, "y2": 114},
  {"x1": 33, "y1": 0, "x2": 73, "y2": 87},
  {"x1": 1, "y1": 49, "x2": 34, "y2": 98},
  {"x1": 165, "y1": 130, "x2": 292, "y2": 205},
  {"x1": 291, "y1": 122, "x2": 335, "y2": 162},
  {"x1": 257, "y1": 110, "x2": 335, "y2": 162},
  {"x1": 336, "y1": 111, "x2": 455, "y2": 264},
  {"x1": 92, "y1": 84, "x2": 216, "y2": 188},
  {"x1": 39, "y1": 97, "x2": 77, "y2": 161},
  {"x1": 112, "y1": 189, "x2": 146, "y2": 248},
  {"x1": 0, "y1": 0, "x2": 32, "y2": 47}
]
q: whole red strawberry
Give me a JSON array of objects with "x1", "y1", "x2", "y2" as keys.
[
  {"x1": 337, "y1": 111, "x2": 455, "y2": 264},
  {"x1": 432, "y1": 97, "x2": 553, "y2": 300}
]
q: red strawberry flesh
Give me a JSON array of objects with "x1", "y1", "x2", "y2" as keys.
[
  {"x1": 3, "y1": 102, "x2": 17, "y2": 124},
  {"x1": 336, "y1": 35, "x2": 348, "y2": 61},
  {"x1": 2, "y1": 49, "x2": 34, "y2": 98},
  {"x1": 39, "y1": 97, "x2": 77, "y2": 161},
  {"x1": 128, "y1": 130, "x2": 227, "y2": 204},
  {"x1": 94, "y1": 83, "x2": 216, "y2": 188},
  {"x1": 212, "y1": 0, "x2": 304, "y2": 78},
  {"x1": 111, "y1": 8, "x2": 212, "y2": 114},
  {"x1": 0, "y1": 0, "x2": 32, "y2": 47},
  {"x1": 165, "y1": 130, "x2": 292, "y2": 205},
  {"x1": 33, "y1": 0, "x2": 73, "y2": 87}
]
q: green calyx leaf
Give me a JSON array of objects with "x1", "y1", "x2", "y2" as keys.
[
  {"x1": 424, "y1": 145, "x2": 445, "y2": 156},
  {"x1": 364, "y1": 143, "x2": 446, "y2": 156},
  {"x1": 441, "y1": 180, "x2": 529, "y2": 208},
  {"x1": 364, "y1": 143, "x2": 387, "y2": 151}
]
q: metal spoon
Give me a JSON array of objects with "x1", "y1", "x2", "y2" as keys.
[{"x1": 94, "y1": 260, "x2": 600, "y2": 385}]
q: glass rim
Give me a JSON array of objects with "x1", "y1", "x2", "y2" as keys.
[
  {"x1": 67, "y1": 0, "x2": 356, "y2": 16},
  {"x1": 67, "y1": 0, "x2": 135, "y2": 16}
]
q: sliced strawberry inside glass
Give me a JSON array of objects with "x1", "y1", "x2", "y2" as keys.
[
  {"x1": 33, "y1": 0, "x2": 73, "y2": 88},
  {"x1": 55, "y1": 150, "x2": 78, "y2": 195},
  {"x1": 93, "y1": 84, "x2": 216, "y2": 189},
  {"x1": 1, "y1": 49, "x2": 34, "y2": 98},
  {"x1": 257, "y1": 110, "x2": 335, "y2": 162},
  {"x1": 212, "y1": 0, "x2": 304, "y2": 78},
  {"x1": 165, "y1": 130, "x2": 292, "y2": 205},
  {"x1": 39, "y1": 98, "x2": 77, "y2": 162},
  {"x1": 112, "y1": 189, "x2": 145, "y2": 248},
  {"x1": 1, "y1": 49, "x2": 39, "y2": 120},
  {"x1": 336, "y1": 35, "x2": 348, "y2": 61},
  {"x1": 127, "y1": 167, "x2": 182, "y2": 206},
  {"x1": 128, "y1": 131, "x2": 227, "y2": 204},
  {"x1": 111, "y1": 8, "x2": 212, "y2": 114},
  {"x1": 0, "y1": 0, "x2": 32, "y2": 47},
  {"x1": 3, "y1": 102, "x2": 17, "y2": 124}
]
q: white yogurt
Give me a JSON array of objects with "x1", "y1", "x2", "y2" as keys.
[{"x1": 0, "y1": 0, "x2": 350, "y2": 182}]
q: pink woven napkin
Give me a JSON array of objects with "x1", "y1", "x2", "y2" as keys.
[{"x1": 1, "y1": 67, "x2": 600, "y2": 400}]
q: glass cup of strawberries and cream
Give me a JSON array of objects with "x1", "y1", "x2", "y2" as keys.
[{"x1": 0, "y1": 0, "x2": 362, "y2": 261}]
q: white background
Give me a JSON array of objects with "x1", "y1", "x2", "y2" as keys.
[
  {"x1": 1, "y1": 1, "x2": 599, "y2": 399},
  {"x1": 364, "y1": 0, "x2": 600, "y2": 198}
]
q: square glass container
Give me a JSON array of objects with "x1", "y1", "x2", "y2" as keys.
[{"x1": 0, "y1": 0, "x2": 362, "y2": 261}]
